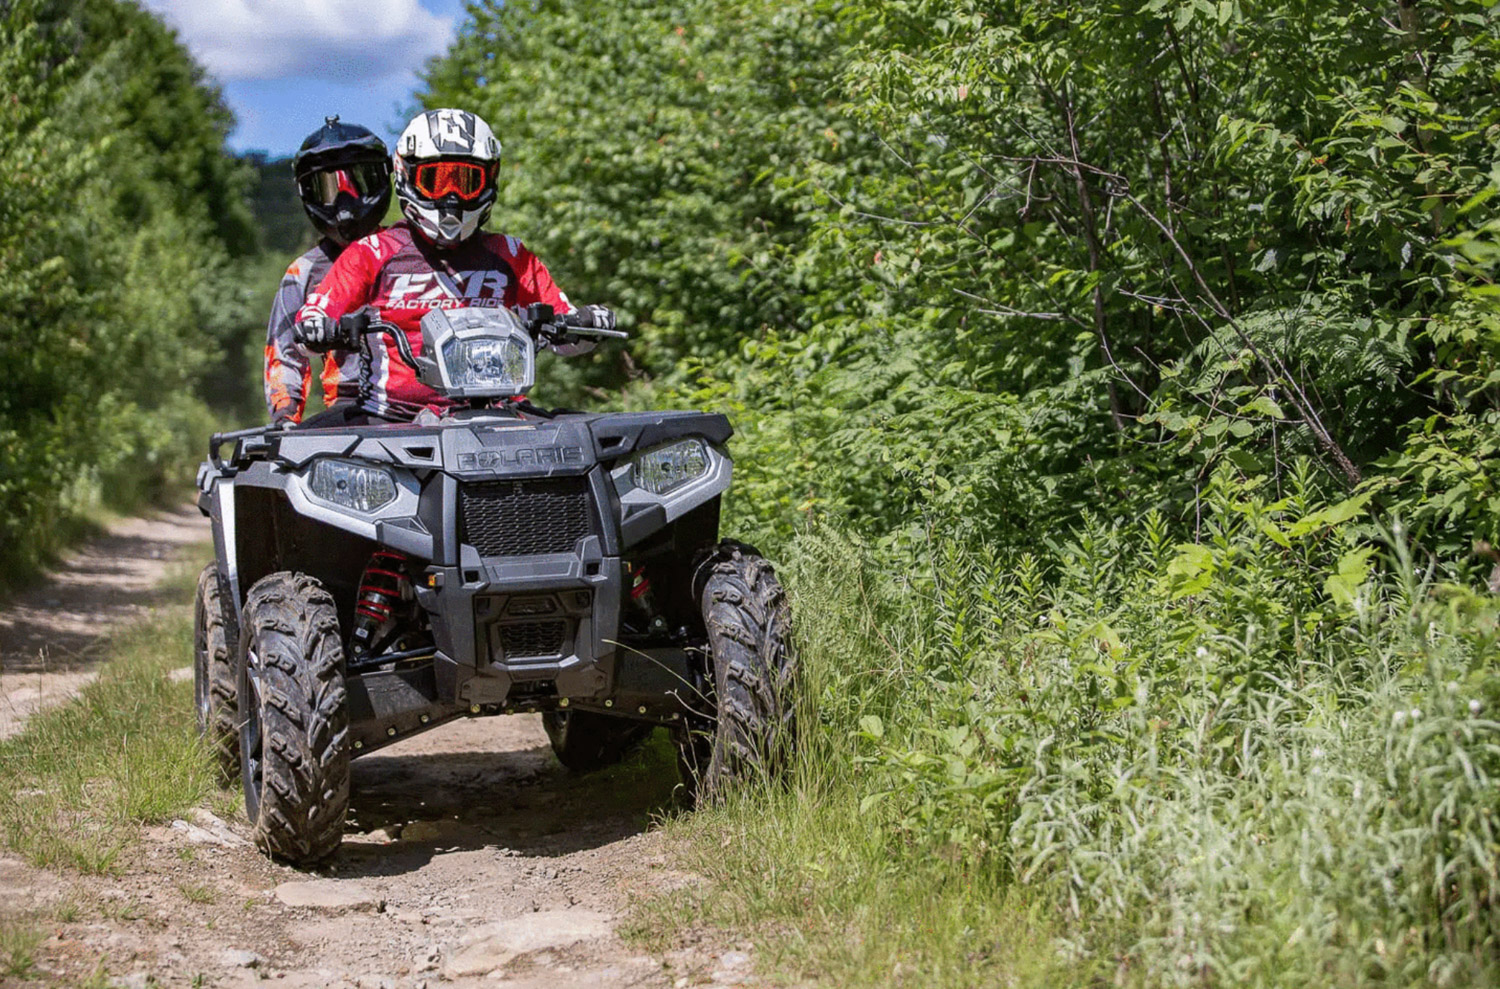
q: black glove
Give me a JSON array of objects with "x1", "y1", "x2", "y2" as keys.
[
  {"x1": 294, "y1": 312, "x2": 339, "y2": 353},
  {"x1": 573, "y1": 305, "x2": 616, "y2": 331}
]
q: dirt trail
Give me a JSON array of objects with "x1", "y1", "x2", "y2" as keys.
[
  {"x1": 0, "y1": 504, "x2": 207, "y2": 740},
  {"x1": 0, "y1": 510, "x2": 749, "y2": 989}
]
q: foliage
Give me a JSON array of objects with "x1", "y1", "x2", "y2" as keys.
[
  {"x1": 424, "y1": 0, "x2": 1500, "y2": 981},
  {"x1": 0, "y1": 0, "x2": 260, "y2": 583},
  {"x1": 243, "y1": 152, "x2": 313, "y2": 257},
  {"x1": 426, "y1": 0, "x2": 1500, "y2": 563},
  {"x1": 643, "y1": 494, "x2": 1500, "y2": 987}
]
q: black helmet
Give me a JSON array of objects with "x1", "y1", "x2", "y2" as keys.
[{"x1": 292, "y1": 116, "x2": 392, "y2": 245}]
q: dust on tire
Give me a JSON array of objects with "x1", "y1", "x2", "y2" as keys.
[{"x1": 238, "y1": 572, "x2": 350, "y2": 866}]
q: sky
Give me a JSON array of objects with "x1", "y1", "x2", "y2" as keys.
[{"x1": 140, "y1": 0, "x2": 470, "y2": 158}]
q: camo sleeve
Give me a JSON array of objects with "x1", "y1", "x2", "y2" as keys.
[{"x1": 265, "y1": 261, "x2": 313, "y2": 423}]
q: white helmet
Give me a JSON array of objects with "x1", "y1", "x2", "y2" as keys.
[{"x1": 393, "y1": 109, "x2": 503, "y2": 248}]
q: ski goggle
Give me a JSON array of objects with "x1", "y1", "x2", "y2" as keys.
[
  {"x1": 410, "y1": 160, "x2": 492, "y2": 201},
  {"x1": 299, "y1": 162, "x2": 389, "y2": 205}
]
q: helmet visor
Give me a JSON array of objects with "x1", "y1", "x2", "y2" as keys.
[
  {"x1": 300, "y1": 162, "x2": 389, "y2": 205},
  {"x1": 411, "y1": 161, "x2": 491, "y2": 201}
]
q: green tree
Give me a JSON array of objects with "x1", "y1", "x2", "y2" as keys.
[{"x1": 0, "y1": 0, "x2": 260, "y2": 579}]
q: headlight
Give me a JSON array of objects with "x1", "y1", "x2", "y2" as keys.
[
  {"x1": 441, "y1": 336, "x2": 528, "y2": 390},
  {"x1": 632, "y1": 439, "x2": 710, "y2": 495},
  {"x1": 308, "y1": 459, "x2": 397, "y2": 512}
]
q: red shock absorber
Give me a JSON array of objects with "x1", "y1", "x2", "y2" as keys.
[
  {"x1": 629, "y1": 564, "x2": 654, "y2": 612},
  {"x1": 352, "y1": 551, "x2": 409, "y2": 652},
  {"x1": 629, "y1": 563, "x2": 668, "y2": 633}
]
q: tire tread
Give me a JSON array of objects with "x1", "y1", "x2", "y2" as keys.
[
  {"x1": 240, "y1": 572, "x2": 349, "y2": 865},
  {"x1": 194, "y1": 564, "x2": 239, "y2": 782},
  {"x1": 680, "y1": 545, "x2": 796, "y2": 803}
]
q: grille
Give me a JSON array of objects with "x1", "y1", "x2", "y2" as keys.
[
  {"x1": 497, "y1": 620, "x2": 568, "y2": 660},
  {"x1": 459, "y1": 477, "x2": 592, "y2": 556}
]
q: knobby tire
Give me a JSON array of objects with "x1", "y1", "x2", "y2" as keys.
[{"x1": 239, "y1": 572, "x2": 349, "y2": 866}]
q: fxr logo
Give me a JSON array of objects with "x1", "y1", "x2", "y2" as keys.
[{"x1": 388, "y1": 270, "x2": 508, "y2": 306}]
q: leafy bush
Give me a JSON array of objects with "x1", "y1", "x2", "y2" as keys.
[
  {"x1": 426, "y1": 0, "x2": 1500, "y2": 561},
  {"x1": 650, "y1": 487, "x2": 1500, "y2": 985},
  {"x1": 417, "y1": 1, "x2": 1500, "y2": 980},
  {"x1": 0, "y1": 0, "x2": 259, "y2": 582}
]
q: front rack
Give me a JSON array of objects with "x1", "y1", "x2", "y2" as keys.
[{"x1": 208, "y1": 423, "x2": 285, "y2": 472}]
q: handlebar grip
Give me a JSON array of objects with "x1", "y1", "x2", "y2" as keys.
[
  {"x1": 337, "y1": 309, "x2": 372, "y2": 347},
  {"x1": 525, "y1": 303, "x2": 626, "y2": 340},
  {"x1": 560, "y1": 306, "x2": 619, "y2": 331}
]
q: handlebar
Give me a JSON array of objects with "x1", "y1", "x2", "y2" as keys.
[
  {"x1": 337, "y1": 308, "x2": 418, "y2": 366},
  {"x1": 334, "y1": 305, "x2": 626, "y2": 355},
  {"x1": 523, "y1": 303, "x2": 629, "y2": 341}
]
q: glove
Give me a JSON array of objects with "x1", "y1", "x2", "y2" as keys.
[
  {"x1": 293, "y1": 312, "x2": 339, "y2": 353},
  {"x1": 573, "y1": 305, "x2": 616, "y2": 331}
]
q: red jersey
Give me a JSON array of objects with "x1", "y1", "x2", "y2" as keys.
[{"x1": 297, "y1": 221, "x2": 573, "y2": 417}]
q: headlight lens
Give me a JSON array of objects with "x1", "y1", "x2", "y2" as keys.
[
  {"x1": 441, "y1": 336, "x2": 528, "y2": 390},
  {"x1": 308, "y1": 459, "x2": 397, "y2": 512},
  {"x1": 632, "y1": 439, "x2": 710, "y2": 495}
]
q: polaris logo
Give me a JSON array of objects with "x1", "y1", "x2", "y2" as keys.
[{"x1": 458, "y1": 447, "x2": 585, "y2": 470}]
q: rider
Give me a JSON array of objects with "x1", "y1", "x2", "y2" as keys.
[
  {"x1": 293, "y1": 108, "x2": 612, "y2": 422},
  {"x1": 264, "y1": 116, "x2": 392, "y2": 424}
]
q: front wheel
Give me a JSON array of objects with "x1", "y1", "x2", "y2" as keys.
[
  {"x1": 193, "y1": 564, "x2": 239, "y2": 783},
  {"x1": 675, "y1": 545, "x2": 795, "y2": 804},
  {"x1": 238, "y1": 572, "x2": 350, "y2": 866}
]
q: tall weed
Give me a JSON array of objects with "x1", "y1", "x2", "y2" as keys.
[{"x1": 646, "y1": 474, "x2": 1500, "y2": 987}]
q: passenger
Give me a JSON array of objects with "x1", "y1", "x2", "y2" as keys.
[
  {"x1": 293, "y1": 108, "x2": 612, "y2": 426},
  {"x1": 264, "y1": 116, "x2": 392, "y2": 425}
]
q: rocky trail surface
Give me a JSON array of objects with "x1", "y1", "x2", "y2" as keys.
[{"x1": 0, "y1": 509, "x2": 755, "y2": 989}]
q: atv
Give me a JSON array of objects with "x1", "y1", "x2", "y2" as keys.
[{"x1": 193, "y1": 304, "x2": 795, "y2": 866}]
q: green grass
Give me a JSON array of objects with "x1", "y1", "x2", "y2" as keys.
[
  {"x1": 0, "y1": 916, "x2": 43, "y2": 979},
  {"x1": 0, "y1": 554, "x2": 217, "y2": 873},
  {"x1": 629, "y1": 788, "x2": 1079, "y2": 987},
  {"x1": 630, "y1": 501, "x2": 1500, "y2": 988},
  {"x1": 176, "y1": 881, "x2": 216, "y2": 905},
  {"x1": 75, "y1": 960, "x2": 115, "y2": 989}
]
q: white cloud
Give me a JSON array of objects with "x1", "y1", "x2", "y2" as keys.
[{"x1": 140, "y1": 0, "x2": 456, "y2": 82}]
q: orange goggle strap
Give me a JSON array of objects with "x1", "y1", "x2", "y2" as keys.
[{"x1": 410, "y1": 160, "x2": 491, "y2": 201}]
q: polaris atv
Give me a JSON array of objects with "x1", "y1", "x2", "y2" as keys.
[{"x1": 193, "y1": 304, "x2": 794, "y2": 866}]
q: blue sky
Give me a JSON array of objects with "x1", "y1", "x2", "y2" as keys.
[{"x1": 141, "y1": 0, "x2": 471, "y2": 157}]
